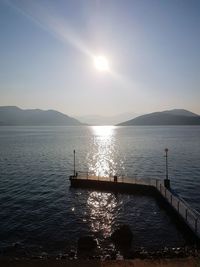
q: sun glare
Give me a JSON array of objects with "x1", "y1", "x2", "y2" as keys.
[{"x1": 94, "y1": 55, "x2": 109, "y2": 72}]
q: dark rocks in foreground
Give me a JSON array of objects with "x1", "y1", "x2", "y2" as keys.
[
  {"x1": 1, "y1": 226, "x2": 199, "y2": 261},
  {"x1": 1, "y1": 243, "x2": 200, "y2": 260},
  {"x1": 77, "y1": 236, "x2": 97, "y2": 251},
  {"x1": 111, "y1": 225, "x2": 133, "y2": 247}
]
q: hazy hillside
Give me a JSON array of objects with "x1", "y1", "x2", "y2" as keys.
[
  {"x1": 0, "y1": 106, "x2": 83, "y2": 126},
  {"x1": 162, "y1": 109, "x2": 199, "y2": 117},
  {"x1": 76, "y1": 112, "x2": 140, "y2": 125},
  {"x1": 118, "y1": 109, "x2": 200, "y2": 126}
]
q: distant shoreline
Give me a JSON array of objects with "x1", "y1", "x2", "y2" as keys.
[
  {"x1": 1, "y1": 125, "x2": 200, "y2": 127},
  {"x1": 1, "y1": 107, "x2": 200, "y2": 126}
]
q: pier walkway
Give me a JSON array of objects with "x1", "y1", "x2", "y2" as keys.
[{"x1": 70, "y1": 173, "x2": 200, "y2": 241}]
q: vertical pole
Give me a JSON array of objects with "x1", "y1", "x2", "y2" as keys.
[
  {"x1": 185, "y1": 209, "x2": 188, "y2": 221},
  {"x1": 195, "y1": 218, "x2": 198, "y2": 233},
  {"x1": 73, "y1": 150, "x2": 76, "y2": 177},
  {"x1": 177, "y1": 201, "x2": 180, "y2": 212},
  {"x1": 164, "y1": 148, "x2": 170, "y2": 189},
  {"x1": 165, "y1": 148, "x2": 168, "y2": 180}
]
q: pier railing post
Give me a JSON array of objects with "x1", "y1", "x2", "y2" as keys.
[
  {"x1": 195, "y1": 218, "x2": 198, "y2": 233},
  {"x1": 185, "y1": 209, "x2": 188, "y2": 221},
  {"x1": 170, "y1": 194, "x2": 173, "y2": 205}
]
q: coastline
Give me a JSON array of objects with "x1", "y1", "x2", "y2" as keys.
[{"x1": 1, "y1": 258, "x2": 200, "y2": 267}]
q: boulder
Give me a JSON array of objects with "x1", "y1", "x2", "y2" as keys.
[
  {"x1": 77, "y1": 236, "x2": 97, "y2": 251},
  {"x1": 111, "y1": 225, "x2": 133, "y2": 246}
]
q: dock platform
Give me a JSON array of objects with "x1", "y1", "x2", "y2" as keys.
[{"x1": 70, "y1": 173, "x2": 200, "y2": 242}]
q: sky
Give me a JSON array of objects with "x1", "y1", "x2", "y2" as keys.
[{"x1": 0, "y1": 0, "x2": 200, "y2": 117}]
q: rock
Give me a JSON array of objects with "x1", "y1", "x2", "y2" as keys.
[
  {"x1": 111, "y1": 225, "x2": 133, "y2": 246},
  {"x1": 13, "y1": 242, "x2": 22, "y2": 249},
  {"x1": 77, "y1": 236, "x2": 97, "y2": 251},
  {"x1": 104, "y1": 254, "x2": 111, "y2": 260},
  {"x1": 41, "y1": 252, "x2": 48, "y2": 259},
  {"x1": 69, "y1": 249, "x2": 76, "y2": 258},
  {"x1": 61, "y1": 255, "x2": 67, "y2": 260}
]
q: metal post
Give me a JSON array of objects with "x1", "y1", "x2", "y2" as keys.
[
  {"x1": 185, "y1": 209, "x2": 188, "y2": 221},
  {"x1": 170, "y1": 194, "x2": 173, "y2": 205},
  {"x1": 177, "y1": 201, "x2": 180, "y2": 212},
  {"x1": 73, "y1": 150, "x2": 76, "y2": 177},
  {"x1": 165, "y1": 148, "x2": 168, "y2": 180},
  {"x1": 195, "y1": 218, "x2": 198, "y2": 233},
  {"x1": 164, "y1": 148, "x2": 170, "y2": 188}
]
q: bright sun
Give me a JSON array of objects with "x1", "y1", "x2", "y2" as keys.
[{"x1": 94, "y1": 55, "x2": 109, "y2": 72}]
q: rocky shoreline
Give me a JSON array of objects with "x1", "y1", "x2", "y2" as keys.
[
  {"x1": 1, "y1": 225, "x2": 200, "y2": 261},
  {"x1": 1, "y1": 242, "x2": 200, "y2": 261}
]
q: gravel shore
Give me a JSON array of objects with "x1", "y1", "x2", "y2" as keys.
[{"x1": 1, "y1": 258, "x2": 200, "y2": 267}]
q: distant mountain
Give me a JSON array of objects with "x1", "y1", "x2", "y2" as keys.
[
  {"x1": 117, "y1": 109, "x2": 200, "y2": 126},
  {"x1": 0, "y1": 106, "x2": 83, "y2": 126},
  {"x1": 162, "y1": 109, "x2": 199, "y2": 117},
  {"x1": 76, "y1": 112, "x2": 140, "y2": 125}
]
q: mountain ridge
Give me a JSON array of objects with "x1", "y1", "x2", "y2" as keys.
[
  {"x1": 117, "y1": 109, "x2": 200, "y2": 126},
  {"x1": 0, "y1": 106, "x2": 83, "y2": 126},
  {"x1": 162, "y1": 109, "x2": 199, "y2": 117},
  {"x1": 1, "y1": 107, "x2": 200, "y2": 126}
]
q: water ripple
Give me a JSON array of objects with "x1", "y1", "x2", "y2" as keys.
[{"x1": 0, "y1": 126, "x2": 200, "y2": 255}]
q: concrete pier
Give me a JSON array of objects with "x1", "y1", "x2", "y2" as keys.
[{"x1": 69, "y1": 173, "x2": 200, "y2": 242}]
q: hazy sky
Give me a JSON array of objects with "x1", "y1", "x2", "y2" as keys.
[{"x1": 0, "y1": 0, "x2": 200, "y2": 116}]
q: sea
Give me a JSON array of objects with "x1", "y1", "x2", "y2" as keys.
[{"x1": 0, "y1": 125, "x2": 200, "y2": 258}]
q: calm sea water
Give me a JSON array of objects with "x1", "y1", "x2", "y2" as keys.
[{"x1": 0, "y1": 126, "x2": 200, "y2": 257}]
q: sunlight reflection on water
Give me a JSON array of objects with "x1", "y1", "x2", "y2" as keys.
[
  {"x1": 87, "y1": 126, "x2": 124, "y2": 177},
  {"x1": 85, "y1": 126, "x2": 124, "y2": 237},
  {"x1": 87, "y1": 191, "x2": 119, "y2": 238}
]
